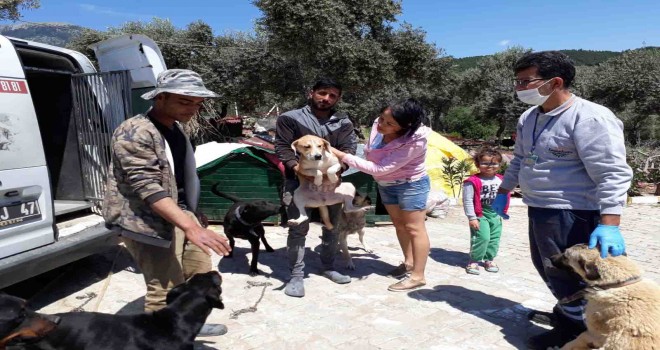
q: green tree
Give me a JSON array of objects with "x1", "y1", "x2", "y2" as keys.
[
  {"x1": 253, "y1": 0, "x2": 453, "y2": 125},
  {"x1": 571, "y1": 65, "x2": 596, "y2": 98},
  {"x1": 440, "y1": 106, "x2": 496, "y2": 139},
  {"x1": 455, "y1": 47, "x2": 530, "y2": 141},
  {"x1": 210, "y1": 31, "x2": 295, "y2": 113},
  {"x1": 67, "y1": 18, "x2": 283, "y2": 115},
  {"x1": 0, "y1": 0, "x2": 39, "y2": 21},
  {"x1": 66, "y1": 28, "x2": 111, "y2": 65},
  {"x1": 254, "y1": 0, "x2": 400, "y2": 92},
  {"x1": 586, "y1": 48, "x2": 660, "y2": 145},
  {"x1": 67, "y1": 3, "x2": 454, "y2": 125}
]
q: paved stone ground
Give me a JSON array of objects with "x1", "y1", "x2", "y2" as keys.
[{"x1": 29, "y1": 203, "x2": 659, "y2": 349}]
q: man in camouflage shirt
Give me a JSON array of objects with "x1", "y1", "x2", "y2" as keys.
[{"x1": 103, "y1": 69, "x2": 231, "y2": 336}]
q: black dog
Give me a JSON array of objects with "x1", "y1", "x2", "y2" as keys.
[
  {"x1": 1, "y1": 271, "x2": 223, "y2": 350},
  {"x1": 211, "y1": 183, "x2": 280, "y2": 275}
]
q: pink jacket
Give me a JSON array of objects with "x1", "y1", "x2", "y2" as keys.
[{"x1": 342, "y1": 118, "x2": 430, "y2": 182}]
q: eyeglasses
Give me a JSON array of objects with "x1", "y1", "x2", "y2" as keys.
[
  {"x1": 479, "y1": 163, "x2": 500, "y2": 167},
  {"x1": 512, "y1": 78, "x2": 546, "y2": 87}
]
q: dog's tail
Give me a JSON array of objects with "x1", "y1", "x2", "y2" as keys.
[{"x1": 211, "y1": 183, "x2": 242, "y2": 203}]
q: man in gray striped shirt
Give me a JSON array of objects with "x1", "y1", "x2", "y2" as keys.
[
  {"x1": 491, "y1": 51, "x2": 632, "y2": 349},
  {"x1": 275, "y1": 78, "x2": 358, "y2": 298}
]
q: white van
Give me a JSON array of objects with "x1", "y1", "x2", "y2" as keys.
[{"x1": 0, "y1": 34, "x2": 166, "y2": 288}]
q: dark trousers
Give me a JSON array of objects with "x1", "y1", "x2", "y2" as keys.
[
  {"x1": 283, "y1": 179, "x2": 341, "y2": 278},
  {"x1": 528, "y1": 207, "x2": 599, "y2": 331}
]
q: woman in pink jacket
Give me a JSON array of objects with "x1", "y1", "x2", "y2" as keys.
[{"x1": 331, "y1": 99, "x2": 430, "y2": 292}]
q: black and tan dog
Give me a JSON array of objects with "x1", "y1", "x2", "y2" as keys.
[
  {"x1": 211, "y1": 184, "x2": 280, "y2": 275},
  {"x1": 551, "y1": 244, "x2": 660, "y2": 350},
  {"x1": 0, "y1": 271, "x2": 224, "y2": 350}
]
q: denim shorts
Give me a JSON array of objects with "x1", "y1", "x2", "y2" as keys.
[{"x1": 377, "y1": 175, "x2": 430, "y2": 211}]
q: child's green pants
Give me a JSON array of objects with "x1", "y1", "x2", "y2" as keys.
[{"x1": 469, "y1": 207, "x2": 502, "y2": 261}]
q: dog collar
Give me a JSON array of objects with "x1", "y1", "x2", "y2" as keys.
[
  {"x1": 559, "y1": 276, "x2": 642, "y2": 304},
  {"x1": 585, "y1": 276, "x2": 643, "y2": 293},
  {"x1": 234, "y1": 206, "x2": 260, "y2": 238},
  {"x1": 235, "y1": 206, "x2": 255, "y2": 227}
]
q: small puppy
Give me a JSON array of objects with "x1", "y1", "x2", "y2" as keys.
[
  {"x1": 551, "y1": 244, "x2": 660, "y2": 350},
  {"x1": 1, "y1": 271, "x2": 224, "y2": 350},
  {"x1": 288, "y1": 135, "x2": 371, "y2": 229},
  {"x1": 212, "y1": 184, "x2": 280, "y2": 275},
  {"x1": 337, "y1": 193, "x2": 373, "y2": 270}
]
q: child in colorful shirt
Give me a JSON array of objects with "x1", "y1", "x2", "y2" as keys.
[{"x1": 462, "y1": 148, "x2": 510, "y2": 275}]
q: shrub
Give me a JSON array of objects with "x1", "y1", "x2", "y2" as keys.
[
  {"x1": 441, "y1": 157, "x2": 473, "y2": 198},
  {"x1": 440, "y1": 106, "x2": 497, "y2": 140}
]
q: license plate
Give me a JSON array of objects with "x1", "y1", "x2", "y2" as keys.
[{"x1": 0, "y1": 201, "x2": 41, "y2": 228}]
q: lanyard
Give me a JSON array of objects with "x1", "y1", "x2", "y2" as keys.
[{"x1": 530, "y1": 111, "x2": 555, "y2": 154}]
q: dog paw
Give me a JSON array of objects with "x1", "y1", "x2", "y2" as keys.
[
  {"x1": 362, "y1": 205, "x2": 375, "y2": 212},
  {"x1": 265, "y1": 247, "x2": 275, "y2": 252},
  {"x1": 314, "y1": 178, "x2": 323, "y2": 186},
  {"x1": 249, "y1": 269, "x2": 261, "y2": 276},
  {"x1": 346, "y1": 261, "x2": 356, "y2": 270},
  {"x1": 324, "y1": 224, "x2": 334, "y2": 230},
  {"x1": 287, "y1": 219, "x2": 300, "y2": 226}
]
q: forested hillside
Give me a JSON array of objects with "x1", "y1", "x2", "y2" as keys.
[
  {"x1": 0, "y1": 22, "x2": 84, "y2": 47},
  {"x1": 453, "y1": 49, "x2": 621, "y2": 70}
]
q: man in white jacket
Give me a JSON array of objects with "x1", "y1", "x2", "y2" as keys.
[{"x1": 491, "y1": 51, "x2": 633, "y2": 349}]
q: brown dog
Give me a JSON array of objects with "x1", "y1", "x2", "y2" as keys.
[
  {"x1": 337, "y1": 193, "x2": 373, "y2": 270},
  {"x1": 551, "y1": 244, "x2": 660, "y2": 350},
  {"x1": 288, "y1": 135, "x2": 371, "y2": 229}
]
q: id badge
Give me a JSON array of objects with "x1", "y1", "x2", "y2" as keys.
[{"x1": 523, "y1": 153, "x2": 538, "y2": 166}]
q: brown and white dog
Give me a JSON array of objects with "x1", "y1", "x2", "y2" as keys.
[
  {"x1": 551, "y1": 244, "x2": 660, "y2": 350},
  {"x1": 287, "y1": 135, "x2": 371, "y2": 229}
]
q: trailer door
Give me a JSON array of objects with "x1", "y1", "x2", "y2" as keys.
[{"x1": 90, "y1": 34, "x2": 167, "y2": 115}]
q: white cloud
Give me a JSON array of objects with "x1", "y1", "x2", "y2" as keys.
[
  {"x1": 79, "y1": 4, "x2": 150, "y2": 19},
  {"x1": 499, "y1": 40, "x2": 511, "y2": 46}
]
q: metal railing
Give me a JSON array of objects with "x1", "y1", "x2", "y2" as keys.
[{"x1": 71, "y1": 71, "x2": 132, "y2": 213}]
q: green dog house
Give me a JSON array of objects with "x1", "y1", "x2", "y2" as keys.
[{"x1": 197, "y1": 144, "x2": 283, "y2": 224}]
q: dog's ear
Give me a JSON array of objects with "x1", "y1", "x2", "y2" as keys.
[
  {"x1": 321, "y1": 139, "x2": 331, "y2": 151},
  {"x1": 210, "y1": 271, "x2": 222, "y2": 287},
  {"x1": 0, "y1": 294, "x2": 26, "y2": 337},
  {"x1": 166, "y1": 283, "x2": 187, "y2": 305},
  {"x1": 205, "y1": 271, "x2": 224, "y2": 309},
  {"x1": 0, "y1": 315, "x2": 58, "y2": 347},
  {"x1": 205, "y1": 286, "x2": 224, "y2": 310},
  {"x1": 580, "y1": 258, "x2": 601, "y2": 281},
  {"x1": 364, "y1": 195, "x2": 372, "y2": 205},
  {"x1": 291, "y1": 140, "x2": 299, "y2": 154}
]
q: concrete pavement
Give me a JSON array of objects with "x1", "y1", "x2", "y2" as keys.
[{"x1": 33, "y1": 203, "x2": 660, "y2": 349}]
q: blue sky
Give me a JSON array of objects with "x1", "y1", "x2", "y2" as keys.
[{"x1": 3, "y1": 0, "x2": 659, "y2": 58}]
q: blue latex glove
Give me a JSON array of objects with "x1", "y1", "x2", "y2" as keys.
[
  {"x1": 588, "y1": 224, "x2": 626, "y2": 258},
  {"x1": 491, "y1": 193, "x2": 509, "y2": 220}
]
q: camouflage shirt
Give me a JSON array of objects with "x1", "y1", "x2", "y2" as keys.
[{"x1": 103, "y1": 113, "x2": 193, "y2": 245}]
